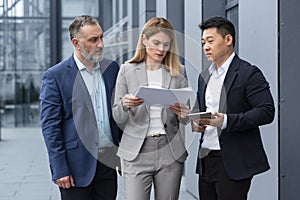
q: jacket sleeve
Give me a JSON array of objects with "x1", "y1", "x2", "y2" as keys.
[
  {"x1": 40, "y1": 70, "x2": 71, "y2": 182},
  {"x1": 178, "y1": 66, "x2": 191, "y2": 125},
  {"x1": 226, "y1": 66, "x2": 275, "y2": 132},
  {"x1": 112, "y1": 64, "x2": 130, "y2": 125}
]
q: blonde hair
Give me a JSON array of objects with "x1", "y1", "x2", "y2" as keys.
[{"x1": 127, "y1": 17, "x2": 181, "y2": 76}]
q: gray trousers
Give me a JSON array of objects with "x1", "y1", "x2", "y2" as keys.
[{"x1": 122, "y1": 135, "x2": 184, "y2": 200}]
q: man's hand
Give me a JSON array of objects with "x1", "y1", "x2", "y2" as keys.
[
  {"x1": 56, "y1": 175, "x2": 75, "y2": 189},
  {"x1": 208, "y1": 112, "x2": 224, "y2": 127},
  {"x1": 192, "y1": 112, "x2": 224, "y2": 132},
  {"x1": 193, "y1": 112, "x2": 224, "y2": 128}
]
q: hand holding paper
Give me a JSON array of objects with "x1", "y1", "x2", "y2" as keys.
[{"x1": 122, "y1": 94, "x2": 144, "y2": 109}]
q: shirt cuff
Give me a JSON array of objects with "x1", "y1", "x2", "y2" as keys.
[{"x1": 221, "y1": 114, "x2": 227, "y2": 129}]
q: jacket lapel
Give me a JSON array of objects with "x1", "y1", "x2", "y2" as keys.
[
  {"x1": 68, "y1": 56, "x2": 95, "y2": 115},
  {"x1": 75, "y1": 73, "x2": 95, "y2": 114},
  {"x1": 199, "y1": 69, "x2": 211, "y2": 111},
  {"x1": 162, "y1": 66, "x2": 171, "y2": 88},
  {"x1": 219, "y1": 55, "x2": 239, "y2": 113},
  {"x1": 136, "y1": 62, "x2": 148, "y2": 87},
  {"x1": 134, "y1": 62, "x2": 150, "y2": 114}
]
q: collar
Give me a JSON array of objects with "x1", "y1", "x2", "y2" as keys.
[{"x1": 208, "y1": 52, "x2": 235, "y2": 76}]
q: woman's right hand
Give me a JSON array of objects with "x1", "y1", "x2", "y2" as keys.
[{"x1": 122, "y1": 94, "x2": 144, "y2": 109}]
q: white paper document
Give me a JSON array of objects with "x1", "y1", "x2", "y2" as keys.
[{"x1": 134, "y1": 86, "x2": 195, "y2": 108}]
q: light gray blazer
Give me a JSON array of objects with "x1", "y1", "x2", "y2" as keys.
[{"x1": 112, "y1": 62, "x2": 189, "y2": 162}]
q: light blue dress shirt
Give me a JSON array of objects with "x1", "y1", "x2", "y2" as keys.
[{"x1": 74, "y1": 55, "x2": 113, "y2": 148}]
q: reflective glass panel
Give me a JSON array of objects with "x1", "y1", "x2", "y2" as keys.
[{"x1": 0, "y1": 0, "x2": 50, "y2": 127}]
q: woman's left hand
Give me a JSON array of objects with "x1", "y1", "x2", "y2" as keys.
[{"x1": 169, "y1": 103, "x2": 190, "y2": 118}]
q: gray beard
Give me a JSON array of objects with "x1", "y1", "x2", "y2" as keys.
[{"x1": 81, "y1": 48, "x2": 103, "y2": 63}]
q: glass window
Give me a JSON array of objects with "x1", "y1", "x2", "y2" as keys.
[
  {"x1": 61, "y1": 0, "x2": 100, "y2": 59},
  {"x1": 62, "y1": 0, "x2": 99, "y2": 17},
  {"x1": 226, "y1": 1, "x2": 239, "y2": 53},
  {"x1": 0, "y1": 0, "x2": 50, "y2": 127},
  {"x1": 226, "y1": 0, "x2": 238, "y2": 5},
  {"x1": 62, "y1": 19, "x2": 74, "y2": 60}
]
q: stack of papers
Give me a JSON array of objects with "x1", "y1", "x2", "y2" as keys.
[{"x1": 134, "y1": 86, "x2": 195, "y2": 108}]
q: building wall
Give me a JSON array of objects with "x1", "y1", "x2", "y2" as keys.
[
  {"x1": 239, "y1": 0, "x2": 278, "y2": 199},
  {"x1": 183, "y1": 0, "x2": 202, "y2": 198},
  {"x1": 279, "y1": 0, "x2": 300, "y2": 199}
]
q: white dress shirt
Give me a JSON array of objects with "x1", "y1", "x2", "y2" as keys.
[
  {"x1": 146, "y1": 68, "x2": 167, "y2": 136},
  {"x1": 201, "y1": 52, "x2": 235, "y2": 150}
]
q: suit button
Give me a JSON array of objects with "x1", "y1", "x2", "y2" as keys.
[{"x1": 164, "y1": 123, "x2": 167, "y2": 128}]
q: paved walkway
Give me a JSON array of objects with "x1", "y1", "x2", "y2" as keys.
[{"x1": 0, "y1": 128, "x2": 196, "y2": 200}]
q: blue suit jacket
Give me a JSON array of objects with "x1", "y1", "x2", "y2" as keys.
[
  {"x1": 194, "y1": 55, "x2": 275, "y2": 180},
  {"x1": 40, "y1": 55, "x2": 121, "y2": 187}
]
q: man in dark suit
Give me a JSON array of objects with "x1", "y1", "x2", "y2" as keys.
[
  {"x1": 40, "y1": 15, "x2": 121, "y2": 200},
  {"x1": 191, "y1": 16, "x2": 275, "y2": 200}
]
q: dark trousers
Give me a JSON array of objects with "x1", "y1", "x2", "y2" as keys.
[
  {"x1": 59, "y1": 160, "x2": 117, "y2": 200},
  {"x1": 198, "y1": 151, "x2": 252, "y2": 200}
]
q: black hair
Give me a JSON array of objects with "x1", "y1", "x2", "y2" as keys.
[{"x1": 199, "y1": 16, "x2": 236, "y2": 47}]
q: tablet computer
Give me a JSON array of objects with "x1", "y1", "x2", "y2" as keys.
[{"x1": 188, "y1": 112, "x2": 215, "y2": 119}]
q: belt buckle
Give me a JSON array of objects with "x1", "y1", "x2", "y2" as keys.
[{"x1": 150, "y1": 133, "x2": 161, "y2": 137}]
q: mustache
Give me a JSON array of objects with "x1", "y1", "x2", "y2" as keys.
[{"x1": 92, "y1": 47, "x2": 103, "y2": 53}]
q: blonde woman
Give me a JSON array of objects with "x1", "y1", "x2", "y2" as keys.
[{"x1": 112, "y1": 17, "x2": 189, "y2": 200}]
